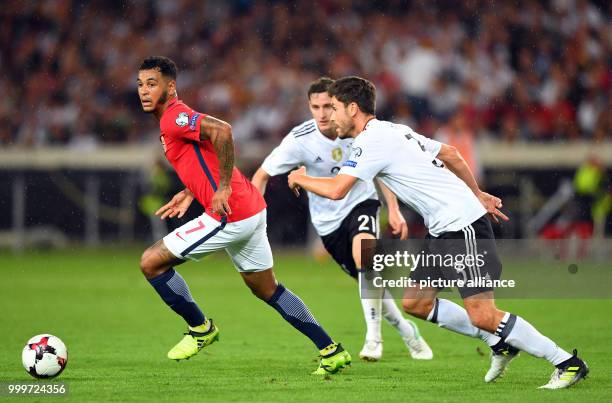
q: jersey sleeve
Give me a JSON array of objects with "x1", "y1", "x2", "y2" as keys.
[
  {"x1": 161, "y1": 107, "x2": 205, "y2": 142},
  {"x1": 261, "y1": 134, "x2": 303, "y2": 176},
  {"x1": 338, "y1": 135, "x2": 386, "y2": 181},
  {"x1": 410, "y1": 129, "x2": 442, "y2": 158}
]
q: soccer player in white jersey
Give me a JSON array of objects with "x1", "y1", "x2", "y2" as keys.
[
  {"x1": 287, "y1": 76, "x2": 589, "y2": 389},
  {"x1": 252, "y1": 77, "x2": 432, "y2": 361}
]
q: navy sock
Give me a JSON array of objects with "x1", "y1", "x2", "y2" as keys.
[
  {"x1": 267, "y1": 284, "x2": 333, "y2": 350},
  {"x1": 147, "y1": 268, "x2": 205, "y2": 327}
]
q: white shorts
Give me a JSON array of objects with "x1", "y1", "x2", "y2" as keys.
[{"x1": 163, "y1": 209, "x2": 273, "y2": 272}]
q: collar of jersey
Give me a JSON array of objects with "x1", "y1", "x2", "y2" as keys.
[
  {"x1": 363, "y1": 117, "x2": 378, "y2": 132},
  {"x1": 161, "y1": 98, "x2": 180, "y2": 115},
  {"x1": 314, "y1": 123, "x2": 341, "y2": 145}
]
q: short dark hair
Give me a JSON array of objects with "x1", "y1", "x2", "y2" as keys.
[
  {"x1": 139, "y1": 56, "x2": 178, "y2": 80},
  {"x1": 328, "y1": 76, "x2": 376, "y2": 115},
  {"x1": 307, "y1": 77, "x2": 334, "y2": 99}
]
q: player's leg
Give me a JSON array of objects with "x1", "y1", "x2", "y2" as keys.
[
  {"x1": 460, "y1": 217, "x2": 588, "y2": 388},
  {"x1": 402, "y1": 287, "x2": 498, "y2": 345},
  {"x1": 140, "y1": 239, "x2": 207, "y2": 329},
  {"x1": 403, "y1": 232, "x2": 502, "y2": 347},
  {"x1": 146, "y1": 213, "x2": 231, "y2": 360},
  {"x1": 380, "y1": 288, "x2": 432, "y2": 359},
  {"x1": 229, "y1": 210, "x2": 350, "y2": 374},
  {"x1": 352, "y1": 232, "x2": 385, "y2": 360},
  {"x1": 421, "y1": 222, "x2": 520, "y2": 381},
  {"x1": 402, "y1": 285, "x2": 518, "y2": 382},
  {"x1": 463, "y1": 295, "x2": 589, "y2": 388},
  {"x1": 353, "y1": 231, "x2": 432, "y2": 360},
  {"x1": 239, "y1": 268, "x2": 334, "y2": 350},
  {"x1": 402, "y1": 232, "x2": 513, "y2": 382},
  {"x1": 343, "y1": 200, "x2": 422, "y2": 360},
  {"x1": 320, "y1": 205, "x2": 381, "y2": 360}
]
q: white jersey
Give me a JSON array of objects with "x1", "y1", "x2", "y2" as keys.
[
  {"x1": 339, "y1": 119, "x2": 486, "y2": 237},
  {"x1": 262, "y1": 119, "x2": 378, "y2": 236}
]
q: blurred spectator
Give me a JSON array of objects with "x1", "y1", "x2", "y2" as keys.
[
  {"x1": 0, "y1": 0, "x2": 609, "y2": 148},
  {"x1": 435, "y1": 108, "x2": 482, "y2": 183}
]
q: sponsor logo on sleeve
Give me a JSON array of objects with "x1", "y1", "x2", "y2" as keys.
[
  {"x1": 343, "y1": 160, "x2": 357, "y2": 168},
  {"x1": 175, "y1": 112, "x2": 189, "y2": 127},
  {"x1": 189, "y1": 113, "x2": 200, "y2": 131},
  {"x1": 352, "y1": 146, "x2": 363, "y2": 157}
]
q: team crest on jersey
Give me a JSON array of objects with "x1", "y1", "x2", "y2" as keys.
[
  {"x1": 331, "y1": 147, "x2": 343, "y2": 162},
  {"x1": 175, "y1": 112, "x2": 189, "y2": 127}
]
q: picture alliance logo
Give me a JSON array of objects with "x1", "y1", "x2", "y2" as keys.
[{"x1": 371, "y1": 251, "x2": 487, "y2": 272}]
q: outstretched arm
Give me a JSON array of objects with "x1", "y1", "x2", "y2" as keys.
[
  {"x1": 377, "y1": 180, "x2": 408, "y2": 239},
  {"x1": 436, "y1": 144, "x2": 508, "y2": 223},
  {"x1": 251, "y1": 167, "x2": 271, "y2": 195},
  {"x1": 288, "y1": 167, "x2": 357, "y2": 200},
  {"x1": 200, "y1": 115, "x2": 234, "y2": 216}
]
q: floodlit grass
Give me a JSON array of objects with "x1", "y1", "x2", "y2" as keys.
[{"x1": 0, "y1": 248, "x2": 607, "y2": 402}]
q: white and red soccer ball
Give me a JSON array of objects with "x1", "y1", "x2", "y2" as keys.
[{"x1": 22, "y1": 334, "x2": 68, "y2": 379}]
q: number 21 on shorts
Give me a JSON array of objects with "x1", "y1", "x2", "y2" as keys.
[{"x1": 358, "y1": 215, "x2": 376, "y2": 233}]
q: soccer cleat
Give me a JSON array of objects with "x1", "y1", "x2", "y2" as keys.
[
  {"x1": 167, "y1": 319, "x2": 220, "y2": 361},
  {"x1": 403, "y1": 336, "x2": 433, "y2": 360},
  {"x1": 538, "y1": 349, "x2": 589, "y2": 390},
  {"x1": 485, "y1": 342, "x2": 519, "y2": 382},
  {"x1": 312, "y1": 343, "x2": 352, "y2": 375},
  {"x1": 359, "y1": 340, "x2": 383, "y2": 361}
]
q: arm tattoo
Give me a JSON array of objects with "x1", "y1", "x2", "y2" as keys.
[{"x1": 200, "y1": 115, "x2": 234, "y2": 189}]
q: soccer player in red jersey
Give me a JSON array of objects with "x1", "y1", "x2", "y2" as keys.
[{"x1": 136, "y1": 56, "x2": 350, "y2": 374}]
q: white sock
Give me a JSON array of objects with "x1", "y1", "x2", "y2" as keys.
[
  {"x1": 498, "y1": 313, "x2": 572, "y2": 365},
  {"x1": 428, "y1": 298, "x2": 500, "y2": 346},
  {"x1": 359, "y1": 273, "x2": 383, "y2": 341},
  {"x1": 381, "y1": 289, "x2": 417, "y2": 339}
]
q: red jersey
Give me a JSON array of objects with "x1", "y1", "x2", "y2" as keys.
[{"x1": 159, "y1": 98, "x2": 266, "y2": 223}]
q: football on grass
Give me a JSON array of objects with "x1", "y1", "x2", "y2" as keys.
[{"x1": 22, "y1": 334, "x2": 68, "y2": 379}]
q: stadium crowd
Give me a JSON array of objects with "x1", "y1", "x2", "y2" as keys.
[{"x1": 0, "y1": 0, "x2": 610, "y2": 148}]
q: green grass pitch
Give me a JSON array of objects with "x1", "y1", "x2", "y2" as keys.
[{"x1": 1, "y1": 248, "x2": 609, "y2": 402}]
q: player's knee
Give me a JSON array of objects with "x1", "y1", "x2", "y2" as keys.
[
  {"x1": 139, "y1": 249, "x2": 153, "y2": 276},
  {"x1": 352, "y1": 250, "x2": 363, "y2": 269},
  {"x1": 352, "y1": 234, "x2": 374, "y2": 268},
  {"x1": 247, "y1": 282, "x2": 275, "y2": 301},
  {"x1": 402, "y1": 298, "x2": 415, "y2": 313},
  {"x1": 402, "y1": 298, "x2": 431, "y2": 318},
  {"x1": 243, "y1": 276, "x2": 276, "y2": 301},
  {"x1": 140, "y1": 248, "x2": 162, "y2": 278},
  {"x1": 465, "y1": 299, "x2": 499, "y2": 332},
  {"x1": 466, "y1": 308, "x2": 496, "y2": 332}
]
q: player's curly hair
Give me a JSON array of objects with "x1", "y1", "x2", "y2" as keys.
[
  {"x1": 328, "y1": 76, "x2": 376, "y2": 115},
  {"x1": 139, "y1": 56, "x2": 178, "y2": 79},
  {"x1": 307, "y1": 77, "x2": 334, "y2": 99}
]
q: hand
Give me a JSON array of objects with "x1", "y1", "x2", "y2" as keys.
[
  {"x1": 155, "y1": 189, "x2": 194, "y2": 220},
  {"x1": 212, "y1": 186, "x2": 232, "y2": 216},
  {"x1": 477, "y1": 191, "x2": 509, "y2": 223},
  {"x1": 388, "y1": 207, "x2": 409, "y2": 240},
  {"x1": 288, "y1": 166, "x2": 306, "y2": 197}
]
